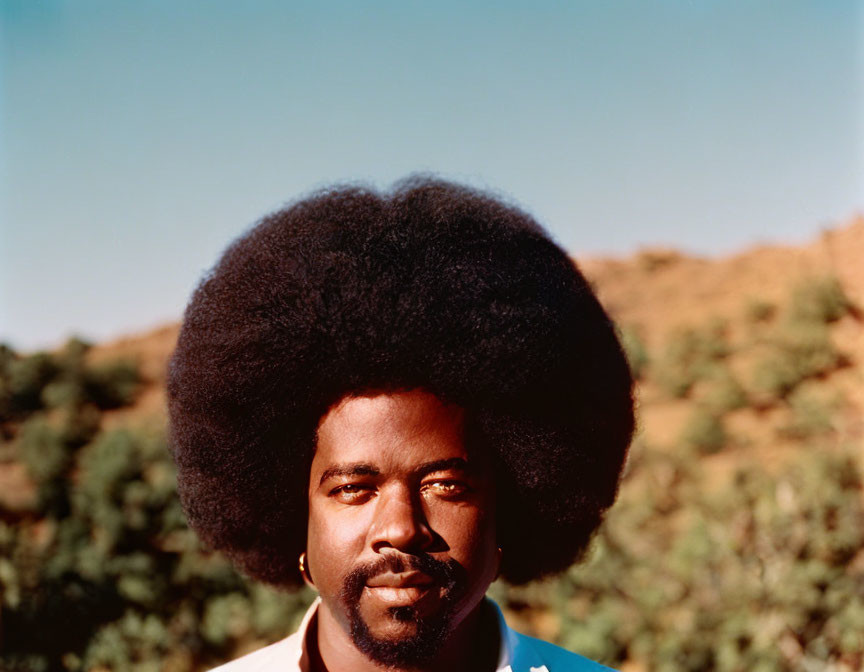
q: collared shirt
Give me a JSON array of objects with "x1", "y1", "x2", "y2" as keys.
[{"x1": 211, "y1": 598, "x2": 616, "y2": 672}]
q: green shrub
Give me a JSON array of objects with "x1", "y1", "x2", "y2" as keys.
[
  {"x1": 789, "y1": 276, "x2": 853, "y2": 324},
  {"x1": 680, "y1": 406, "x2": 728, "y2": 454},
  {"x1": 702, "y1": 365, "x2": 748, "y2": 413},
  {"x1": 82, "y1": 610, "x2": 169, "y2": 672},
  {"x1": 3, "y1": 353, "x2": 59, "y2": 419},
  {"x1": 494, "y1": 448, "x2": 864, "y2": 671},
  {"x1": 0, "y1": 340, "x2": 140, "y2": 423},
  {"x1": 201, "y1": 593, "x2": 254, "y2": 646},
  {"x1": 2, "y1": 420, "x2": 312, "y2": 672},
  {"x1": 17, "y1": 416, "x2": 70, "y2": 486},
  {"x1": 655, "y1": 320, "x2": 731, "y2": 399},
  {"x1": 752, "y1": 321, "x2": 842, "y2": 399},
  {"x1": 85, "y1": 359, "x2": 140, "y2": 409},
  {"x1": 779, "y1": 385, "x2": 838, "y2": 440},
  {"x1": 49, "y1": 338, "x2": 140, "y2": 411},
  {"x1": 654, "y1": 332, "x2": 702, "y2": 398},
  {"x1": 32, "y1": 340, "x2": 91, "y2": 411},
  {"x1": 743, "y1": 297, "x2": 776, "y2": 324},
  {"x1": 0, "y1": 349, "x2": 312, "y2": 672}
]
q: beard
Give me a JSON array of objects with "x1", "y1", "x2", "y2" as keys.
[{"x1": 337, "y1": 553, "x2": 468, "y2": 667}]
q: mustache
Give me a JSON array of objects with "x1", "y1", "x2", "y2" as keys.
[{"x1": 340, "y1": 553, "x2": 463, "y2": 601}]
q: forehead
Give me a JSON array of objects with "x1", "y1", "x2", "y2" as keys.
[{"x1": 313, "y1": 390, "x2": 470, "y2": 469}]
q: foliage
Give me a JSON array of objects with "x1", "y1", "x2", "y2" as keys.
[
  {"x1": 654, "y1": 320, "x2": 730, "y2": 399},
  {"x1": 496, "y1": 446, "x2": 864, "y2": 671},
  {"x1": 743, "y1": 298, "x2": 776, "y2": 324},
  {"x1": 751, "y1": 313, "x2": 844, "y2": 401},
  {"x1": 788, "y1": 276, "x2": 853, "y2": 324},
  {"x1": 0, "y1": 338, "x2": 140, "y2": 430},
  {"x1": 778, "y1": 384, "x2": 839, "y2": 441},
  {"x1": 0, "y1": 351, "x2": 60, "y2": 425},
  {"x1": 746, "y1": 274, "x2": 852, "y2": 404},
  {"x1": 0, "y1": 342, "x2": 314, "y2": 672},
  {"x1": 680, "y1": 406, "x2": 728, "y2": 455},
  {"x1": 701, "y1": 365, "x2": 748, "y2": 413},
  {"x1": 2, "y1": 282, "x2": 861, "y2": 672}
]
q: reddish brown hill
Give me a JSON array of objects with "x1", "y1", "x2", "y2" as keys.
[
  {"x1": 581, "y1": 215, "x2": 863, "y2": 348},
  {"x1": 92, "y1": 216, "x2": 864, "y2": 470}
]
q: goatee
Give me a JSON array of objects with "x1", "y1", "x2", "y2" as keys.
[{"x1": 338, "y1": 554, "x2": 467, "y2": 667}]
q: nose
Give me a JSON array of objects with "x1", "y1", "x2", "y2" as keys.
[{"x1": 368, "y1": 484, "x2": 435, "y2": 553}]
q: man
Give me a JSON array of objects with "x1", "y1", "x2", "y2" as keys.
[{"x1": 167, "y1": 177, "x2": 634, "y2": 671}]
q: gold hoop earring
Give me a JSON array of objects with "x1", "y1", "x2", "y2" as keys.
[{"x1": 299, "y1": 551, "x2": 315, "y2": 586}]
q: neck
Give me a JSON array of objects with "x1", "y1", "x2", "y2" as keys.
[{"x1": 308, "y1": 598, "x2": 500, "y2": 672}]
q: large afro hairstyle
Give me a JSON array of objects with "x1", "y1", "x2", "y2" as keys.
[{"x1": 167, "y1": 176, "x2": 635, "y2": 588}]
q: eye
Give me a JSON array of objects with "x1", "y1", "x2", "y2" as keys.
[
  {"x1": 421, "y1": 480, "x2": 468, "y2": 498},
  {"x1": 330, "y1": 484, "x2": 374, "y2": 504}
]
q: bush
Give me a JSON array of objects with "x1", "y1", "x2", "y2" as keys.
[
  {"x1": 655, "y1": 320, "x2": 730, "y2": 399},
  {"x1": 3, "y1": 353, "x2": 59, "y2": 420},
  {"x1": 702, "y1": 365, "x2": 748, "y2": 413},
  {"x1": 778, "y1": 385, "x2": 838, "y2": 440},
  {"x1": 494, "y1": 448, "x2": 864, "y2": 671},
  {"x1": 789, "y1": 276, "x2": 853, "y2": 324},
  {"x1": 85, "y1": 359, "x2": 140, "y2": 409},
  {"x1": 0, "y1": 340, "x2": 141, "y2": 433},
  {"x1": 743, "y1": 298, "x2": 776, "y2": 324},
  {"x1": 752, "y1": 321, "x2": 843, "y2": 400},
  {"x1": 680, "y1": 406, "x2": 728, "y2": 454},
  {"x1": 2, "y1": 419, "x2": 313, "y2": 672},
  {"x1": 17, "y1": 416, "x2": 70, "y2": 486},
  {"x1": 0, "y1": 348, "x2": 311, "y2": 672}
]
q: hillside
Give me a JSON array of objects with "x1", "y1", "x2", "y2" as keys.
[
  {"x1": 92, "y1": 215, "x2": 864, "y2": 468},
  {"x1": 2, "y1": 216, "x2": 861, "y2": 672}
]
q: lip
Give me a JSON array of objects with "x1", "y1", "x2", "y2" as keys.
[
  {"x1": 365, "y1": 571, "x2": 436, "y2": 589},
  {"x1": 363, "y1": 572, "x2": 440, "y2": 607},
  {"x1": 363, "y1": 584, "x2": 437, "y2": 607}
]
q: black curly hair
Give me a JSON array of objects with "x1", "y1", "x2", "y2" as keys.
[{"x1": 167, "y1": 176, "x2": 634, "y2": 588}]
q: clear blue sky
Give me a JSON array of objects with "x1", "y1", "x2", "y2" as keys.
[{"x1": 1, "y1": 0, "x2": 861, "y2": 349}]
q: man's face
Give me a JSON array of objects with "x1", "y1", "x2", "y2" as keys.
[{"x1": 307, "y1": 389, "x2": 499, "y2": 666}]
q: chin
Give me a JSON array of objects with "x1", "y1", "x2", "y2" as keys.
[
  {"x1": 336, "y1": 555, "x2": 474, "y2": 665},
  {"x1": 350, "y1": 614, "x2": 449, "y2": 667},
  {"x1": 360, "y1": 602, "x2": 433, "y2": 639},
  {"x1": 369, "y1": 614, "x2": 422, "y2": 641},
  {"x1": 349, "y1": 597, "x2": 456, "y2": 666}
]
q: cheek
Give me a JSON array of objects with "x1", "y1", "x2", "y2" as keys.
[
  {"x1": 428, "y1": 503, "x2": 497, "y2": 566},
  {"x1": 306, "y1": 505, "x2": 368, "y2": 590}
]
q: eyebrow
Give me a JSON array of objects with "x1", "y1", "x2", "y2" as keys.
[
  {"x1": 415, "y1": 457, "x2": 471, "y2": 478},
  {"x1": 317, "y1": 457, "x2": 472, "y2": 486},
  {"x1": 318, "y1": 463, "x2": 380, "y2": 486}
]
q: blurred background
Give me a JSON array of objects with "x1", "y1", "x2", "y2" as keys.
[{"x1": 1, "y1": 1, "x2": 862, "y2": 670}]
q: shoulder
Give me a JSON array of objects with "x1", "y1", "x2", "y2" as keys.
[
  {"x1": 508, "y1": 629, "x2": 618, "y2": 672},
  {"x1": 208, "y1": 631, "x2": 302, "y2": 672},
  {"x1": 490, "y1": 597, "x2": 616, "y2": 672}
]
